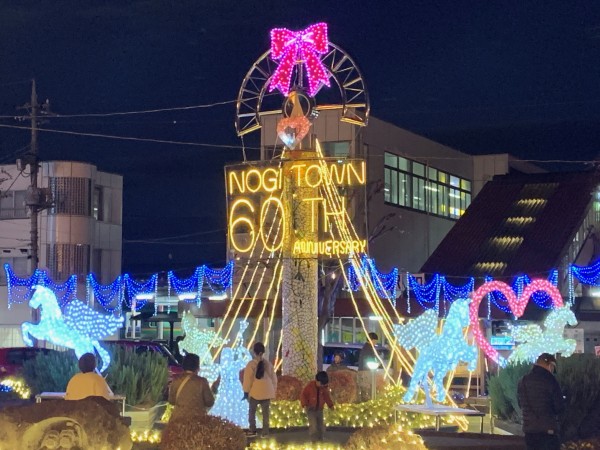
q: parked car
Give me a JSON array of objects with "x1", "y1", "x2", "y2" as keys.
[
  {"x1": 0, "y1": 347, "x2": 58, "y2": 379},
  {"x1": 101, "y1": 339, "x2": 183, "y2": 380},
  {"x1": 323, "y1": 342, "x2": 390, "y2": 370}
]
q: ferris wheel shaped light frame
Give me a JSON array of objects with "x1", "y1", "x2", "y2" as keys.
[{"x1": 235, "y1": 42, "x2": 369, "y2": 137}]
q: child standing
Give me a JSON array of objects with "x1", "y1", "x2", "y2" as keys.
[{"x1": 300, "y1": 371, "x2": 335, "y2": 442}]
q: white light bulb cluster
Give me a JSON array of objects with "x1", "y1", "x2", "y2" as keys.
[
  {"x1": 209, "y1": 320, "x2": 252, "y2": 427},
  {"x1": 508, "y1": 306, "x2": 578, "y2": 364},
  {"x1": 394, "y1": 298, "x2": 477, "y2": 403},
  {"x1": 21, "y1": 286, "x2": 122, "y2": 372}
]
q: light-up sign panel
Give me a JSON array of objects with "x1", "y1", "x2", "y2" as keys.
[{"x1": 225, "y1": 158, "x2": 367, "y2": 258}]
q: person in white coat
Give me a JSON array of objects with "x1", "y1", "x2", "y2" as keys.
[{"x1": 243, "y1": 342, "x2": 277, "y2": 436}]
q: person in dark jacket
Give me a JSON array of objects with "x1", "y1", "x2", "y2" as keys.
[
  {"x1": 357, "y1": 332, "x2": 379, "y2": 370},
  {"x1": 517, "y1": 353, "x2": 565, "y2": 450},
  {"x1": 300, "y1": 371, "x2": 334, "y2": 442}
]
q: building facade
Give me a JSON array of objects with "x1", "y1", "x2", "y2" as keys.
[{"x1": 0, "y1": 161, "x2": 123, "y2": 346}]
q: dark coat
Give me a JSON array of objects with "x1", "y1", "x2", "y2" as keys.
[{"x1": 517, "y1": 365, "x2": 565, "y2": 434}]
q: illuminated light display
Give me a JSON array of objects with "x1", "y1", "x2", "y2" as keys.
[
  {"x1": 178, "y1": 311, "x2": 227, "y2": 384},
  {"x1": 291, "y1": 239, "x2": 366, "y2": 256},
  {"x1": 276, "y1": 114, "x2": 312, "y2": 149},
  {"x1": 87, "y1": 274, "x2": 123, "y2": 313},
  {"x1": 21, "y1": 286, "x2": 123, "y2": 372},
  {"x1": 226, "y1": 160, "x2": 366, "y2": 258},
  {"x1": 5, "y1": 264, "x2": 78, "y2": 309},
  {"x1": 347, "y1": 255, "x2": 399, "y2": 301},
  {"x1": 0, "y1": 378, "x2": 31, "y2": 399},
  {"x1": 210, "y1": 321, "x2": 252, "y2": 427},
  {"x1": 508, "y1": 306, "x2": 578, "y2": 364},
  {"x1": 227, "y1": 161, "x2": 365, "y2": 195},
  {"x1": 470, "y1": 279, "x2": 564, "y2": 365},
  {"x1": 395, "y1": 298, "x2": 477, "y2": 403},
  {"x1": 268, "y1": 22, "x2": 331, "y2": 97}
]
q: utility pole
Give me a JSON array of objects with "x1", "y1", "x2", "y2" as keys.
[{"x1": 17, "y1": 80, "x2": 52, "y2": 337}]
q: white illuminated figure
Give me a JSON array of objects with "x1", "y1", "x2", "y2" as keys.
[
  {"x1": 508, "y1": 306, "x2": 578, "y2": 365},
  {"x1": 178, "y1": 311, "x2": 227, "y2": 384},
  {"x1": 395, "y1": 298, "x2": 477, "y2": 403},
  {"x1": 21, "y1": 285, "x2": 123, "y2": 372},
  {"x1": 209, "y1": 321, "x2": 252, "y2": 427}
]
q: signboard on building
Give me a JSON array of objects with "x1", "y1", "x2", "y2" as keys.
[
  {"x1": 225, "y1": 158, "x2": 367, "y2": 259},
  {"x1": 564, "y1": 328, "x2": 585, "y2": 354},
  {"x1": 595, "y1": 346, "x2": 600, "y2": 357}
]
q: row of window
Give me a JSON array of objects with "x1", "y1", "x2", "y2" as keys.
[
  {"x1": 384, "y1": 152, "x2": 472, "y2": 219},
  {"x1": 1, "y1": 178, "x2": 106, "y2": 220}
]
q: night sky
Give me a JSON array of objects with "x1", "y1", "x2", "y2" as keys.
[{"x1": 1, "y1": 1, "x2": 599, "y2": 277}]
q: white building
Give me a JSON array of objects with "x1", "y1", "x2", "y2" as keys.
[
  {"x1": 0, "y1": 161, "x2": 122, "y2": 346},
  {"x1": 260, "y1": 109, "x2": 543, "y2": 274}
]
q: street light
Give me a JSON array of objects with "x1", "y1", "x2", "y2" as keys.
[{"x1": 366, "y1": 361, "x2": 379, "y2": 400}]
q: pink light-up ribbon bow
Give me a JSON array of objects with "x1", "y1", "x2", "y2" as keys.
[{"x1": 268, "y1": 22, "x2": 331, "y2": 97}]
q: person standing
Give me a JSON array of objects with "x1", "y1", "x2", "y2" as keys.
[
  {"x1": 517, "y1": 353, "x2": 565, "y2": 450},
  {"x1": 65, "y1": 353, "x2": 113, "y2": 401},
  {"x1": 357, "y1": 332, "x2": 379, "y2": 370},
  {"x1": 300, "y1": 371, "x2": 335, "y2": 442},
  {"x1": 168, "y1": 353, "x2": 214, "y2": 421},
  {"x1": 243, "y1": 342, "x2": 277, "y2": 437}
]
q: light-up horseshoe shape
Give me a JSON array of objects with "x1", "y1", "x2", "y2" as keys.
[{"x1": 469, "y1": 279, "x2": 564, "y2": 364}]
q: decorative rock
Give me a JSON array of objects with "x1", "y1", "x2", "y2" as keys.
[
  {"x1": 0, "y1": 397, "x2": 132, "y2": 450},
  {"x1": 328, "y1": 369, "x2": 358, "y2": 404},
  {"x1": 276, "y1": 375, "x2": 304, "y2": 401}
]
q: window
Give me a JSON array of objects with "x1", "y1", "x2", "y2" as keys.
[
  {"x1": 321, "y1": 141, "x2": 350, "y2": 158},
  {"x1": 93, "y1": 186, "x2": 104, "y2": 221},
  {"x1": 383, "y1": 152, "x2": 471, "y2": 220},
  {"x1": 49, "y1": 177, "x2": 91, "y2": 216},
  {"x1": 46, "y1": 243, "x2": 90, "y2": 279},
  {"x1": 0, "y1": 190, "x2": 27, "y2": 219}
]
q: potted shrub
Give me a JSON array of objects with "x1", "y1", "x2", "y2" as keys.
[{"x1": 106, "y1": 346, "x2": 169, "y2": 430}]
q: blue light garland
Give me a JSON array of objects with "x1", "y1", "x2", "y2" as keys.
[
  {"x1": 571, "y1": 260, "x2": 600, "y2": 285},
  {"x1": 5, "y1": 264, "x2": 77, "y2": 309},
  {"x1": 87, "y1": 274, "x2": 123, "y2": 313},
  {"x1": 124, "y1": 274, "x2": 158, "y2": 310},
  {"x1": 347, "y1": 255, "x2": 398, "y2": 302}
]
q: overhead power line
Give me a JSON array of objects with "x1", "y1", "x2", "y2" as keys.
[{"x1": 0, "y1": 123, "x2": 259, "y2": 150}]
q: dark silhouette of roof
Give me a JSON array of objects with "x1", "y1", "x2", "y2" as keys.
[{"x1": 421, "y1": 170, "x2": 600, "y2": 279}]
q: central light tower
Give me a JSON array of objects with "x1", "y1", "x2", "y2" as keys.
[{"x1": 231, "y1": 22, "x2": 370, "y2": 382}]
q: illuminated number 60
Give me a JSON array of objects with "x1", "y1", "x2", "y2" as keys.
[
  {"x1": 259, "y1": 197, "x2": 285, "y2": 252},
  {"x1": 229, "y1": 199, "x2": 255, "y2": 253}
]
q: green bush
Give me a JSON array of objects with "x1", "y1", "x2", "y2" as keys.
[
  {"x1": 489, "y1": 354, "x2": 600, "y2": 442},
  {"x1": 106, "y1": 346, "x2": 169, "y2": 407},
  {"x1": 22, "y1": 350, "x2": 79, "y2": 395},
  {"x1": 488, "y1": 361, "x2": 530, "y2": 422},
  {"x1": 555, "y1": 354, "x2": 600, "y2": 441}
]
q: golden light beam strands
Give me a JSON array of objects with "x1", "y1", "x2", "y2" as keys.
[
  {"x1": 207, "y1": 186, "x2": 285, "y2": 362},
  {"x1": 274, "y1": 327, "x2": 284, "y2": 371},
  {"x1": 264, "y1": 264, "x2": 284, "y2": 348},
  {"x1": 248, "y1": 261, "x2": 283, "y2": 346},
  {"x1": 314, "y1": 143, "x2": 401, "y2": 325},
  {"x1": 312, "y1": 142, "x2": 418, "y2": 381},
  {"x1": 214, "y1": 208, "x2": 283, "y2": 359}
]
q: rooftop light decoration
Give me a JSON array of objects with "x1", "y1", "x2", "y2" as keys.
[
  {"x1": 21, "y1": 286, "x2": 123, "y2": 372},
  {"x1": 394, "y1": 298, "x2": 477, "y2": 403},
  {"x1": 268, "y1": 22, "x2": 331, "y2": 97}
]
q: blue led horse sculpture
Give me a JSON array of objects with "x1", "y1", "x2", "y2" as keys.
[
  {"x1": 21, "y1": 285, "x2": 123, "y2": 372},
  {"x1": 395, "y1": 298, "x2": 477, "y2": 403}
]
